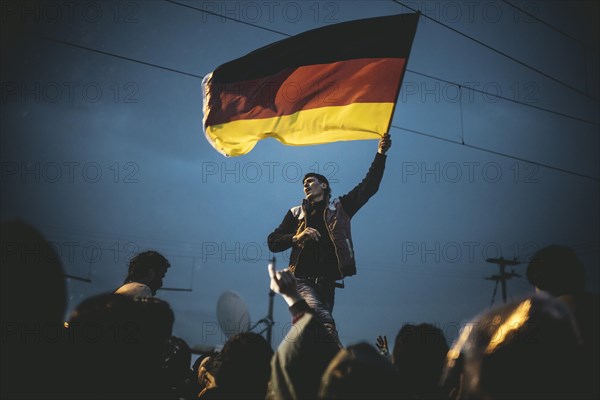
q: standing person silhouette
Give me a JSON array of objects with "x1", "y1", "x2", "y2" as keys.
[
  {"x1": 268, "y1": 135, "x2": 391, "y2": 346},
  {"x1": 115, "y1": 250, "x2": 171, "y2": 298}
]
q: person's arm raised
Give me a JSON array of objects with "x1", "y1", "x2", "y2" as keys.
[
  {"x1": 339, "y1": 134, "x2": 391, "y2": 217},
  {"x1": 268, "y1": 262, "x2": 303, "y2": 307}
]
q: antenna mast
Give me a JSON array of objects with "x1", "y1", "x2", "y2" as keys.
[{"x1": 249, "y1": 257, "x2": 276, "y2": 344}]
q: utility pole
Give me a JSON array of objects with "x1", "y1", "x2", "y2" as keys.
[{"x1": 485, "y1": 257, "x2": 522, "y2": 306}]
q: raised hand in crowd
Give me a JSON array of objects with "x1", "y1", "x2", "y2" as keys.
[
  {"x1": 376, "y1": 334, "x2": 389, "y2": 357},
  {"x1": 268, "y1": 262, "x2": 303, "y2": 306}
]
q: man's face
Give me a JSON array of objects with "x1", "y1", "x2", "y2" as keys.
[
  {"x1": 147, "y1": 267, "x2": 168, "y2": 295},
  {"x1": 303, "y1": 176, "x2": 327, "y2": 201}
]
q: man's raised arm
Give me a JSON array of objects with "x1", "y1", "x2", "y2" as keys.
[{"x1": 339, "y1": 135, "x2": 392, "y2": 218}]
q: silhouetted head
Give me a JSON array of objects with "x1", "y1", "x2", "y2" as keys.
[
  {"x1": 526, "y1": 245, "x2": 585, "y2": 296},
  {"x1": 0, "y1": 220, "x2": 68, "y2": 397},
  {"x1": 67, "y1": 293, "x2": 175, "y2": 397},
  {"x1": 443, "y1": 294, "x2": 583, "y2": 399},
  {"x1": 392, "y1": 323, "x2": 449, "y2": 398},
  {"x1": 319, "y1": 342, "x2": 400, "y2": 399},
  {"x1": 215, "y1": 332, "x2": 273, "y2": 399},
  {"x1": 124, "y1": 250, "x2": 170, "y2": 295},
  {"x1": 1, "y1": 220, "x2": 67, "y2": 324}
]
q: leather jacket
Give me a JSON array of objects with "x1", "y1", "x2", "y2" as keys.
[{"x1": 268, "y1": 153, "x2": 387, "y2": 279}]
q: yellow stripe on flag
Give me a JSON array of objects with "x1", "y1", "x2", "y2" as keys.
[{"x1": 204, "y1": 102, "x2": 394, "y2": 157}]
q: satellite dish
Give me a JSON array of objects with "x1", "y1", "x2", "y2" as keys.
[
  {"x1": 216, "y1": 290, "x2": 251, "y2": 338},
  {"x1": 191, "y1": 344, "x2": 217, "y2": 355}
]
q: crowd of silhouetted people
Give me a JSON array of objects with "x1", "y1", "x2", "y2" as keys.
[{"x1": 1, "y1": 220, "x2": 598, "y2": 399}]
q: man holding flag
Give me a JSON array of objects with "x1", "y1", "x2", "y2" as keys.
[
  {"x1": 202, "y1": 12, "x2": 418, "y2": 345},
  {"x1": 268, "y1": 135, "x2": 391, "y2": 346}
]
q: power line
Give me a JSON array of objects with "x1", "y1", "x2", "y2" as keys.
[
  {"x1": 500, "y1": 0, "x2": 585, "y2": 45},
  {"x1": 459, "y1": 85, "x2": 465, "y2": 144},
  {"x1": 38, "y1": 11, "x2": 599, "y2": 181},
  {"x1": 499, "y1": 0, "x2": 595, "y2": 99},
  {"x1": 40, "y1": 36, "x2": 204, "y2": 80},
  {"x1": 168, "y1": 0, "x2": 599, "y2": 127},
  {"x1": 38, "y1": 223, "x2": 599, "y2": 268},
  {"x1": 405, "y1": 69, "x2": 599, "y2": 128},
  {"x1": 36, "y1": 224, "x2": 277, "y2": 264},
  {"x1": 164, "y1": 0, "x2": 290, "y2": 37},
  {"x1": 37, "y1": 224, "x2": 213, "y2": 250},
  {"x1": 163, "y1": 0, "x2": 600, "y2": 127},
  {"x1": 391, "y1": 124, "x2": 599, "y2": 181},
  {"x1": 42, "y1": 31, "x2": 597, "y2": 128},
  {"x1": 39, "y1": 224, "x2": 598, "y2": 284},
  {"x1": 391, "y1": 0, "x2": 598, "y2": 102},
  {"x1": 59, "y1": 244, "x2": 196, "y2": 290},
  {"x1": 38, "y1": 36, "x2": 600, "y2": 180}
]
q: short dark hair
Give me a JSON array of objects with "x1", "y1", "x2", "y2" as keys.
[
  {"x1": 526, "y1": 245, "x2": 585, "y2": 296},
  {"x1": 214, "y1": 332, "x2": 273, "y2": 398},
  {"x1": 125, "y1": 250, "x2": 170, "y2": 284},
  {"x1": 303, "y1": 173, "x2": 331, "y2": 198},
  {"x1": 392, "y1": 323, "x2": 449, "y2": 397},
  {"x1": 319, "y1": 342, "x2": 400, "y2": 399}
]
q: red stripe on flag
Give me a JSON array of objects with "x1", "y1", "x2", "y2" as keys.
[{"x1": 205, "y1": 58, "x2": 406, "y2": 126}]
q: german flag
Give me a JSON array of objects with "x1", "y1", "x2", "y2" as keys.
[{"x1": 202, "y1": 13, "x2": 420, "y2": 157}]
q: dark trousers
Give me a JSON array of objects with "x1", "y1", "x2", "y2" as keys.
[{"x1": 296, "y1": 278, "x2": 342, "y2": 348}]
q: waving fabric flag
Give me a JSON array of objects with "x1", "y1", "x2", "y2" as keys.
[{"x1": 202, "y1": 13, "x2": 420, "y2": 157}]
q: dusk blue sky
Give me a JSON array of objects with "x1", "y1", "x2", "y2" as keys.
[{"x1": 1, "y1": 0, "x2": 598, "y2": 350}]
